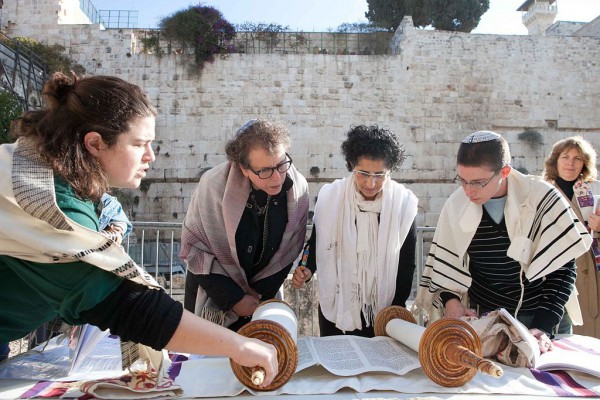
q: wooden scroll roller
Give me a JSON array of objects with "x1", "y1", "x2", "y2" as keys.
[
  {"x1": 374, "y1": 305, "x2": 503, "y2": 387},
  {"x1": 230, "y1": 299, "x2": 299, "y2": 391}
]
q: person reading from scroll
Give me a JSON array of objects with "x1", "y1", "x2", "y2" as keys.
[
  {"x1": 181, "y1": 118, "x2": 309, "y2": 332},
  {"x1": 0, "y1": 72, "x2": 278, "y2": 387},
  {"x1": 415, "y1": 131, "x2": 591, "y2": 352},
  {"x1": 292, "y1": 125, "x2": 418, "y2": 337}
]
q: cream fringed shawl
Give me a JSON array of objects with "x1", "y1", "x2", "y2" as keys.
[
  {"x1": 180, "y1": 161, "x2": 309, "y2": 324},
  {"x1": 0, "y1": 140, "x2": 164, "y2": 374},
  {"x1": 414, "y1": 169, "x2": 591, "y2": 322},
  {"x1": 314, "y1": 175, "x2": 418, "y2": 332},
  {"x1": 0, "y1": 140, "x2": 158, "y2": 287}
]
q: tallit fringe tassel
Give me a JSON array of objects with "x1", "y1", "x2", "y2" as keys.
[{"x1": 201, "y1": 306, "x2": 226, "y2": 326}]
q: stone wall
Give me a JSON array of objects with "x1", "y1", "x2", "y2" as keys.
[{"x1": 3, "y1": 1, "x2": 600, "y2": 228}]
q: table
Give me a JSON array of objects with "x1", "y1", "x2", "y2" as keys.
[{"x1": 1, "y1": 335, "x2": 599, "y2": 399}]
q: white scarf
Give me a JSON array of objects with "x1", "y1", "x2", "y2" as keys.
[{"x1": 315, "y1": 175, "x2": 418, "y2": 332}]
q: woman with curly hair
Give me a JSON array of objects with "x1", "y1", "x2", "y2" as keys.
[
  {"x1": 0, "y1": 73, "x2": 277, "y2": 386},
  {"x1": 181, "y1": 118, "x2": 309, "y2": 332},
  {"x1": 543, "y1": 136, "x2": 600, "y2": 338},
  {"x1": 292, "y1": 125, "x2": 418, "y2": 337}
]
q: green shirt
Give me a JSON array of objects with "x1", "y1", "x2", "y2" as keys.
[{"x1": 0, "y1": 178, "x2": 124, "y2": 342}]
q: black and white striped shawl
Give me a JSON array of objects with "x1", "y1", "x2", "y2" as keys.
[{"x1": 414, "y1": 168, "x2": 591, "y2": 320}]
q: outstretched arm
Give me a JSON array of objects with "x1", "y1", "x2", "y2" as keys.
[{"x1": 167, "y1": 310, "x2": 278, "y2": 387}]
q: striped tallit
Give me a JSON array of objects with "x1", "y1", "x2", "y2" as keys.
[
  {"x1": 180, "y1": 161, "x2": 309, "y2": 322},
  {"x1": 415, "y1": 168, "x2": 591, "y2": 321}
]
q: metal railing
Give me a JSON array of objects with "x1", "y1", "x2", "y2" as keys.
[
  {"x1": 99, "y1": 10, "x2": 138, "y2": 29},
  {"x1": 79, "y1": 0, "x2": 105, "y2": 25},
  {"x1": 124, "y1": 222, "x2": 435, "y2": 334},
  {"x1": 0, "y1": 32, "x2": 47, "y2": 111},
  {"x1": 132, "y1": 30, "x2": 394, "y2": 56},
  {"x1": 6, "y1": 222, "x2": 434, "y2": 358}
]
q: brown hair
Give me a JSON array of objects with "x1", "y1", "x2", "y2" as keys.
[
  {"x1": 543, "y1": 136, "x2": 597, "y2": 182},
  {"x1": 13, "y1": 72, "x2": 156, "y2": 201},
  {"x1": 225, "y1": 119, "x2": 290, "y2": 168}
]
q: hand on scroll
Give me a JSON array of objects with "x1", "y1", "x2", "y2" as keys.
[
  {"x1": 530, "y1": 328, "x2": 554, "y2": 353},
  {"x1": 444, "y1": 298, "x2": 477, "y2": 319},
  {"x1": 233, "y1": 294, "x2": 260, "y2": 317},
  {"x1": 231, "y1": 338, "x2": 279, "y2": 388},
  {"x1": 292, "y1": 266, "x2": 312, "y2": 288}
]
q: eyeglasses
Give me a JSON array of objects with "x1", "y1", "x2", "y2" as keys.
[
  {"x1": 353, "y1": 170, "x2": 390, "y2": 182},
  {"x1": 248, "y1": 153, "x2": 293, "y2": 179},
  {"x1": 454, "y1": 169, "x2": 501, "y2": 189}
]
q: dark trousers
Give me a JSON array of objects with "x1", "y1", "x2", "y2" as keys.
[
  {"x1": 184, "y1": 270, "x2": 201, "y2": 313},
  {"x1": 318, "y1": 306, "x2": 375, "y2": 338}
]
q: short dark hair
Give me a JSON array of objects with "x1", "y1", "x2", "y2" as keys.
[
  {"x1": 225, "y1": 119, "x2": 290, "y2": 168},
  {"x1": 457, "y1": 132, "x2": 511, "y2": 171},
  {"x1": 341, "y1": 125, "x2": 405, "y2": 172},
  {"x1": 14, "y1": 72, "x2": 156, "y2": 201}
]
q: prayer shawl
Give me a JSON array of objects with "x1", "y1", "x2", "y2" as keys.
[
  {"x1": 0, "y1": 140, "x2": 165, "y2": 377},
  {"x1": 0, "y1": 140, "x2": 158, "y2": 288},
  {"x1": 314, "y1": 175, "x2": 418, "y2": 332},
  {"x1": 415, "y1": 169, "x2": 591, "y2": 322},
  {"x1": 180, "y1": 161, "x2": 309, "y2": 325}
]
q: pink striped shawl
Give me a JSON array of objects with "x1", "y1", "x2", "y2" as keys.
[{"x1": 180, "y1": 161, "x2": 309, "y2": 294}]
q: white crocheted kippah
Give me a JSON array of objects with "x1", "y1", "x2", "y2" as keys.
[{"x1": 461, "y1": 130, "x2": 501, "y2": 144}]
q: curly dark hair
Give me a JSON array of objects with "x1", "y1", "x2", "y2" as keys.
[
  {"x1": 13, "y1": 72, "x2": 156, "y2": 201},
  {"x1": 341, "y1": 125, "x2": 405, "y2": 172},
  {"x1": 225, "y1": 119, "x2": 290, "y2": 168}
]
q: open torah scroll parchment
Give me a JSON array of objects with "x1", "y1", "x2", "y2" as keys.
[{"x1": 296, "y1": 332, "x2": 420, "y2": 377}]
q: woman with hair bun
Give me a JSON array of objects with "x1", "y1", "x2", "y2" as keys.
[
  {"x1": 292, "y1": 124, "x2": 418, "y2": 337},
  {"x1": 0, "y1": 73, "x2": 277, "y2": 387}
]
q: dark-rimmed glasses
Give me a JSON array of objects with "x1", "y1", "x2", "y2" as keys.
[
  {"x1": 454, "y1": 168, "x2": 501, "y2": 190},
  {"x1": 248, "y1": 153, "x2": 293, "y2": 179}
]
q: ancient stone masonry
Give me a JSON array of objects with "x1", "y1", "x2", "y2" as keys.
[{"x1": 2, "y1": 0, "x2": 600, "y2": 228}]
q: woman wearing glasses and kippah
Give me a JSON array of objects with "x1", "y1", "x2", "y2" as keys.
[
  {"x1": 414, "y1": 131, "x2": 591, "y2": 352},
  {"x1": 292, "y1": 125, "x2": 418, "y2": 337},
  {"x1": 181, "y1": 119, "x2": 309, "y2": 331}
]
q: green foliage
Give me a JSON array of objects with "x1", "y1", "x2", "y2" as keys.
[
  {"x1": 425, "y1": 0, "x2": 490, "y2": 31},
  {"x1": 287, "y1": 32, "x2": 308, "y2": 51},
  {"x1": 139, "y1": 32, "x2": 163, "y2": 55},
  {"x1": 0, "y1": 91, "x2": 22, "y2": 144},
  {"x1": 236, "y1": 22, "x2": 289, "y2": 52},
  {"x1": 159, "y1": 4, "x2": 235, "y2": 69},
  {"x1": 336, "y1": 22, "x2": 388, "y2": 33},
  {"x1": 365, "y1": 0, "x2": 489, "y2": 32},
  {"x1": 1, "y1": 36, "x2": 85, "y2": 74}
]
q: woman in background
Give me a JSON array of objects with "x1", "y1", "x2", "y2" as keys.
[{"x1": 544, "y1": 136, "x2": 600, "y2": 338}]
